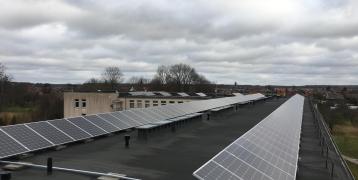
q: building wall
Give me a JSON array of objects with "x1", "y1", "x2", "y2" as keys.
[
  {"x1": 64, "y1": 92, "x2": 118, "y2": 118},
  {"x1": 64, "y1": 92, "x2": 202, "y2": 118},
  {"x1": 117, "y1": 97, "x2": 197, "y2": 110}
]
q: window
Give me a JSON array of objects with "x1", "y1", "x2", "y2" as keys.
[
  {"x1": 161, "y1": 100, "x2": 166, "y2": 106},
  {"x1": 137, "y1": 100, "x2": 142, "y2": 108},
  {"x1": 129, "y1": 100, "x2": 135, "y2": 108},
  {"x1": 74, "y1": 99, "x2": 80, "y2": 108},
  {"x1": 169, "y1": 101, "x2": 175, "y2": 104},
  {"x1": 145, "y1": 100, "x2": 150, "y2": 108},
  {"x1": 81, "y1": 113, "x2": 86, "y2": 116},
  {"x1": 178, "y1": 101, "x2": 183, "y2": 104},
  {"x1": 82, "y1": 99, "x2": 87, "y2": 108},
  {"x1": 153, "y1": 100, "x2": 158, "y2": 106}
]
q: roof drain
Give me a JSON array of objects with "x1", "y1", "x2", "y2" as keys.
[{"x1": 0, "y1": 160, "x2": 141, "y2": 180}]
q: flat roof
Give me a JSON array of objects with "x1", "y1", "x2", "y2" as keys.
[{"x1": 2, "y1": 98, "x2": 351, "y2": 180}]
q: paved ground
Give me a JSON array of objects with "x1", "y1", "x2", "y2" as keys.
[
  {"x1": 3, "y1": 98, "x2": 286, "y2": 180},
  {"x1": 297, "y1": 99, "x2": 352, "y2": 180}
]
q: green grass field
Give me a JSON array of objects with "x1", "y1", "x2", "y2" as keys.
[
  {"x1": 334, "y1": 135, "x2": 358, "y2": 159},
  {"x1": 333, "y1": 125, "x2": 358, "y2": 179},
  {"x1": 347, "y1": 162, "x2": 358, "y2": 179},
  {"x1": 2, "y1": 106, "x2": 35, "y2": 112},
  {"x1": 0, "y1": 106, "x2": 37, "y2": 125}
]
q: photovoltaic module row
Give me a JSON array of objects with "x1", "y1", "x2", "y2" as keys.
[
  {"x1": 0, "y1": 93, "x2": 267, "y2": 159},
  {"x1": 193, "y1": 94, "x2": 304, "y2": 180}
]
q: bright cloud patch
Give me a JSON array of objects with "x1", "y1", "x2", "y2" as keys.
[{"x1": 0, "y1": 0, "x2": 358, "y2": 85}]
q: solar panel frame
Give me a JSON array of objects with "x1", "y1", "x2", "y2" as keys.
[
  {"x1": 130, "y1": 109, "x2": 158, "y2": 123},
  {"x1": 48, "y1": 119, "x2": 92, "y2": 141},
  {"x1": 178, "y1": 92, "x2": 190, "y2": 97},
  {"x1": 0, "y1": 129, "x2": 29, "y2": 159},
  {"x1": 196, "y1": 92, "x2": 207, "y2": 97},
  {"x1": 84, "y1": 115, "x2": 120, "y2": 133},
  {"x1": 1, "y1": 124, "x2": 54, "y2": 151},
  {"x1": 161, "y1": 106, "x2": 183, "y2": 117},
  {"x1": 67, "y1": 117, "x2": 108, "y2": 137},
  {"x1": 26, "y1": 121, "x2": 74, "y2": 146},
  {"x1": 121, "y1": 110, "x2": 151, "y2": 124},
  {"x1": 97, "y1": 113, "x2": 133, "y2": 129},
  {"x1": 158, "y1": 91, "x2": 171, "y2": 96},
  {"x1": 166, "y1": 105, "x2": 187, "y2": 115},
  {"x1": 129, "y1": 91, "x2": 156, "y2": 96},
  {"x1": 141, "y1": 108, "x2": 167, "y2": 121},
  {"x1": 111, "y1": 112, "x2": 143, "y2": 127},
  {"x1": 155, "y1": 107, "x2": 178, "y2": 118},
  {"x1": 150, "y1": 107, "x2": 172, "y2": 119}
]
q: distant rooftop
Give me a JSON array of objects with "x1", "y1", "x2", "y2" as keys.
[{"x1": 117, "y1": 91, "x2": 213, "y2": 99}]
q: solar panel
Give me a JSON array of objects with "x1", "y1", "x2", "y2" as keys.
[
  {"x1": 158, "y1": 106, "x2": 182, "y2": 118},
  {"x1": 1, "y1": 124, "x2": 53, "y2": 151},
  {"x1": 0, "y1": 93, "x2": 268, "y2": 159},
  {"x1": 167, "y1": 105, "x2": 187, "y2": 115},
  {"x1": 141, "y1": 108, "x2": 166, "y2": 121},
  {"x1": 233, "y1": 93, "x2": 244, "y2": 97},
  {"x1": 27, "y1": 121, "x2": 74, "y2": 145},
  {"x1": 193, "y1": 94, "x2": 304, "y2": 180},
  {"x1": 130, "y1": 109, "x2": 158, "y2": 123},
  {"x1": 97, "y1": 113, "x2": 132, "y2": 129},
  {"x1": 121, "y1": 111, "x2": 150, "y2": 124},
  {"x1": 0, "y1": 129, "x2": 29, "y2": 158},
  {"x1": 150, "y1": 108, "x2": 172, "y2": 119},
  {"x1": 129, "y1": 91, "x2": 156, "y2": 96},
  {"x1": 84, "y1": 115, "x2": 119, "y2": 133},
  {"x1": 111, "y1": 112, "x2": 142, "y2": 126},
  {"x1": 48, "y1": 119, "x2": 92, "y2": 141},
  {"x1": 178, "y1": 92, "x2": 189, "y2": 97},
  {"x1": 158, "y1": 91, "x2": 171, "y2": 96},
  {"x1": 196, "y1": 92, "x2": 207, "y2": 97},
  {"x1": 67, "y1": 117, "x2": 107, "y2": 137}
]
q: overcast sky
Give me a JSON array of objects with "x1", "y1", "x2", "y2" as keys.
[{"x1": 1, "y1": 0, "x2": 358, "y2": 85}]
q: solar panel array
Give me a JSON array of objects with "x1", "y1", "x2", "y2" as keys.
[
  {"x1": 193, "y1": 94, "x2": 304, "y2": 180},
  {"x1": 178, "y1": 92, "x2": 190, "y2": 97},
  {"x1": 0, "y1": 93, "x2": 267, "y2": 159}
]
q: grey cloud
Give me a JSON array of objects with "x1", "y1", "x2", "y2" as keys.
[{"x1": 0, "y1": 0, "x2": 358, "y2": 85}]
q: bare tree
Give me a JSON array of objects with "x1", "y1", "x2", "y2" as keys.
[
  {"x1": 194, "y1": 74, "x2": 210, "y2": 84},
  {"x1": 102, "y1": 67, "x2": 123, "y2": 90},
  {"x1": 151, "y1": 63, "x2": 211, "y2": 92},
  {"x1": 86, "y1": 78, "x2": 101, "y2": 84},
  {"x1": 168, "y1": 64, "x2": 195, "y2": 89},
  {"x1": 0, "y1": 63, "x2": 11, "y2": 111},
  {"x1": 0, "y1": 63, "x2": 11, "y2": 82},
  {"x1": 128, "y1": 76, "x2": 150, "y2": 85},
  {"x1": 153, "y1": 65, "x2": 171, "y2": 84}
]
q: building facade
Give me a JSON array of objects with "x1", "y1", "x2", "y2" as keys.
[
  {"x1": 64, "y1": 91, "x2": 118, "y2": 118},
  {"x1": 64, "y1": 91, "x2": 210, "y2": 118}
]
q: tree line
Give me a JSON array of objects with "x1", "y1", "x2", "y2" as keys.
[
  {"x1": 0, "y1": 63, "x2": 63, "y2": 125},
  {"x1": 0, "y1": 62, "x2": 213, "y2": 125},
  {"x1": 81, "y1": 63, "x2": 213, "y2": 93}
]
